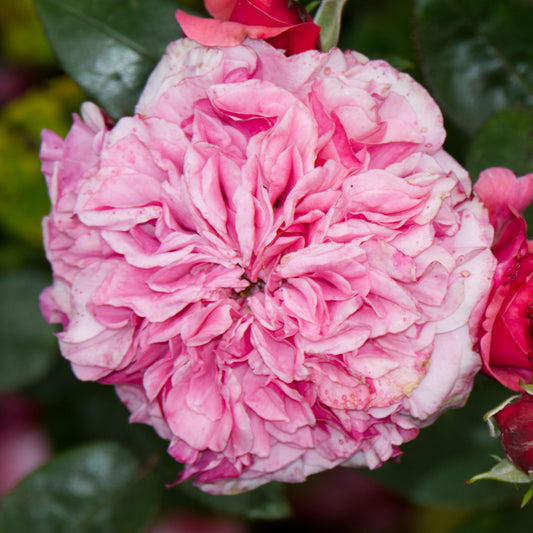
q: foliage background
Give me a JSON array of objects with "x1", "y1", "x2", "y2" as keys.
[{"x1": 1, "y1": 0, "x2": 533, "y2": 531}]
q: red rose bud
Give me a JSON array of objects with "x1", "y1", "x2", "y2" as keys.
[
  {"x1": 176, "y1": 0, "x2": 321, "y2": 56},
  {"x1": 494, "y1": 393, "x2": 533, "y2": 474}
]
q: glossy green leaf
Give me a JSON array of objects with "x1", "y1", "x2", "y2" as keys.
[
  {"x1": 338, "y1": 0, "x2": 417, "y2": 73},
  {"x1": 31, "y1": 358, "x2": 167, "y2": 461},
  {"x1": 0, "y1": 443, "x2": 159, "y2": 533},
  {"x1": 34, "y1": 0, "x2": 190, "y2": 118},
  {"x1": 415, "y1": 0, "x2": 533, "y2": 134},
  {"x1": 314, "y1": 0, "x2": 347, "y2": 52},
  {"x1": 178, "y1": 480, "x2": 291, "y2": 520},
  {"x1": 370, "y1": 376, "x2": 521, "y2": 508},
  {"x1": 467, "y1": 108, "x2": 533, "y2": 180},
  {"x1": 466, "y1": 107, "x2": 533, "y2": 237},
  {"x1": 0, "y1": 270, "x2": 57, "y2": 390}
]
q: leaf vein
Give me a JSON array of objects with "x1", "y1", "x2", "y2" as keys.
[{"x1": 38, "y1": 0, "x2": 157, "y2": 61}]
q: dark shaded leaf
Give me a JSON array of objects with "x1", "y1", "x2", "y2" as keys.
[
  {"x1": 415, "y1": 0, "x2": 533, "y2": 134},
  {"x1": 466, "y1": 107, "x2": 533, "y2": 237},
  {"x1": 0, "y1": 270, "x2": 57, "y2": 390},
  {"x1": 339, "y1": 0, "x2": 417, "y2": 74},
  {"x1": 467, "y1": 107, "x2": 533, "y2": 180},
  {"x1": 370, "y1": 376, "x2": 521, "y2": 508},
  {"x1": 34, "y1": 0, "x2": 190, "y2": 118},
  {"x1": 0, "y1": 442, "x2": 159, "y2": 533},
  {"x1": 29, "y1": 357, "x2": 168, "y2": 463},
  {"x1": 178, "y1": 480, "x2": 291, "y2": 520}
]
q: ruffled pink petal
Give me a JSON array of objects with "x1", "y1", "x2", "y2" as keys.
[{"x1": 40, "y1": 38, "x2": 496, "y2": 494}]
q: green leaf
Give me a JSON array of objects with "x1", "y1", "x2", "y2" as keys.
[
  {"x1": 338, "y1": 0, "x2": 418, "y2": 72},
  {"x1": 0, "y1": 270, "x2": 57, "y2": 390},
  {"x1": 0, "y1": 442, "x2": 159, "y2": 533},
  {"x1": 30, "y1": 358, "x2": 167, "y2": 461},
  {"x1": 467, "y1": 108, "x2": 533, "y2": 180},
  {"x1": 314, "y1": 0, "x2": 347, "y2": 52},
  {"x1": 178, "y1": 480, "x2": 291, "y2": 520},
  {"x1": 521, "y1": 484, "x2": 533, "y2": 508},
  {"x1": 32, "y1": 359, "x2": 290, "y2": 520},
  {"x1": 370, "y1": 376, "x2": 521, "y2": 508},
  {"x1": 521, "y1": 382, "x2": 533, "y2": 395},
  {"x1": 467, "y1": 457, "x2": 532, "y2": 485},
  {"x1": 34, "y1": 0, "x2": 190, "y2": 118},
  {"x1": 415, "y1": 0, "x2": 533, "y2": 135}
]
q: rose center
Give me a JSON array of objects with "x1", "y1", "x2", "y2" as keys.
[{"x1": 234, "y1": 276, "x2": 265, "y2": 299}]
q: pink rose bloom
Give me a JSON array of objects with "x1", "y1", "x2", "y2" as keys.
[
  {"x1": 474, "y1": 168, "x2": 533, "y2": 390},
  {"x1": 176, "y1": 0, "x2": 320, "y2": 56},
  {"x1": 41, "y1": 38, "x2": 495, "y2": 494}
]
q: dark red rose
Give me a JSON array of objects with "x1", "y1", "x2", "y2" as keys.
[
  {"x1": 176, "y1": 0, "x2": 321, "y2": 56},
  {"x1": 494, "y1": 393, "x2": 533, "y2": 474}
]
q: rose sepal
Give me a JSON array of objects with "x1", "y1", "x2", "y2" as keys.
[
  {"x1": 519, "y1": 381, "x2": 533, "y2": 396},
  {"x1": 483, "y1": 394, "x2": 521, "y2": 438},
  {"x1": 468, "y1": 383, "x2": 533, "y2": 506},
  {"x1": 521, "y1": 484, "x2": 533, "y2": 508},
  {"x1": 468, "y1": 456, "x2": 533, "y2": 509},
  {"x1": 313, "y1": 0, "x2": 348, "y2": 51},
  {"x1": 467, "y1": 456, "x2": 532, "y2": 485},
  {"x1": 482, "y1": 381, "x2": 533, "y2": 438}
]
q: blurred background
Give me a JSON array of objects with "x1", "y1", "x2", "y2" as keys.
[{"x1": 1, "y1": 1, "x2": 533, "y2": 531}]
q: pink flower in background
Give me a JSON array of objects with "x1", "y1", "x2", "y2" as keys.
[
  {"x1": 290, "y1": 468, "x2": 407, "y2": 533},
  {"x1": 176, "y1": 0, "x2": 320, "y2": 55},
  {"x1": 474, "y1": 168, "x2": 533, "y2": 391},
  {"x1": 41, "y1": 38, "x2": 495, "y2": 494},
  {"x1": 0, "y1": 394, "x2": 52, "y2": 496}
]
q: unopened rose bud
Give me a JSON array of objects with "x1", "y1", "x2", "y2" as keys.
[{"x1": 494, "y1": 393, "x2": 533, "y2": 475}]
